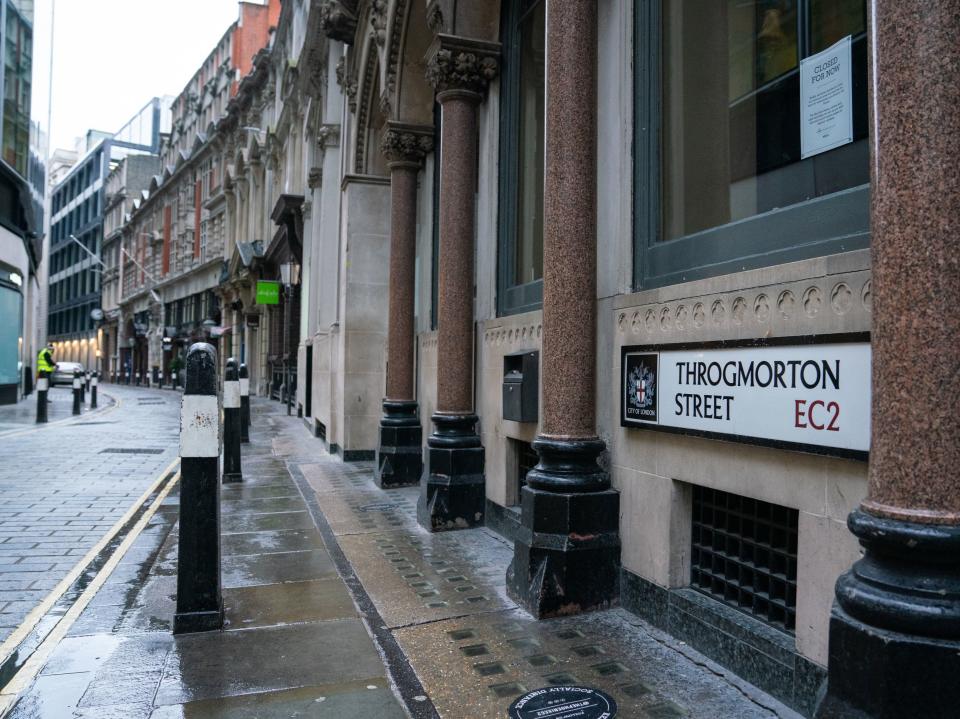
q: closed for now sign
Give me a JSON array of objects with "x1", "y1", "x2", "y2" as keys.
[{"x1": 621, "y1": 335, "x2": 871, "y2": 460}]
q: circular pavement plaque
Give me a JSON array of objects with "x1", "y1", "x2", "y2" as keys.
[{"x1": 508, "y1": 686, "x2": 618, "y2": 719}]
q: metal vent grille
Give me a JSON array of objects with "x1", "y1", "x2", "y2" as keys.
[
  {"x1": 99, "y1": 448, "x2": 165, "y2": 455},
  {"x1": 691, "y1": 486, "x2": 798, "y2": 632}
]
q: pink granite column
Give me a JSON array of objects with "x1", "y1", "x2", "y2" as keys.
[
  {"x1": 507, "y1": 0, "x2": 620, "y2": 619},
  {"x1": 376, "y1": 124, "x2": 433, "y2": 488},
  {"x1": 418, "y1": 37, "x2": 499, "y2": 531},
  {"x1": 817, "y1": 3, "x2": 960, "y2": 716}
]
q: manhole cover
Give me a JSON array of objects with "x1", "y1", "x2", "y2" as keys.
[
  {"x1": 358, "y1": 502, "x2": 400, "y2": 513},
  {"x1": 99, "y1": 448, "x2": 165, "y2": 455},
  {"x1": 509, "y1": 686, "x2": 618, "y2": 719}
]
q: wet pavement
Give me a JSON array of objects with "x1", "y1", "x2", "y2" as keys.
[
  {"x1": 0, "y1": 385, "x2": 178, "y2": 648},
  {"x1": 3, "y1": 397, "x2": 803, "y2": 718}
]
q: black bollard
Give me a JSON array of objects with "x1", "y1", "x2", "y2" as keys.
[
  {"x1": 239, "y1": 363, "x2": 250, "y2": 443},
  {"x1": 159, "y1": 369, "x2": 164, "y2": 389},
  {"x1": 36, "y1": 370, "x2": 49, "y2": 423},
  {"x1": 222, "y1": 358, "x2": 243, "y2": 482},
  {"x1": 174, "y1": 342, "x2": 224, "y2": 634},
  {"x1": 135, "y1": 370, "x2": 141, "y2": 386},
  {"x1": 172, "y1": 370, "x2": 178, "y2": 389},
  {"x1": 80, "y1": 372, "x2": 87, "y2": 404},
  {"x1": 72, "y1": 369, "x2": 81, "y2": 415},
  {"x1": 84, "y1": 371, "x2": 91, "y2": 393},
  {"x1": 90, "y1": 371, "x2": 98, "y2": 409}
]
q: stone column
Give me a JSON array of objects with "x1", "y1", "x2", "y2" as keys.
[
  {"x1": 506, "y1": 0, "x2": 620, "y2": 618},
  {"x1": 376, "y1": 123, "x2": 433, "y2": 488},
  {"x1": 418, "y1": 37, "x2": 499, "y2": 531},
  {"x1": 816, "y1": 3, "x2": 960, "y2": 717}
]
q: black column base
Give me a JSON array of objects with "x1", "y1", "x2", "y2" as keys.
[
  {"x1": 815, "y1": 605, "x2": 960, "y2": 719},
  {"x1": 815, "y1": 509, "x2": 960, "y2": 718},
  {"x1": 417, "y1": 413, "x2": 484, "y2": 532},
  {"x1": 507, "y1": 438, "x2": 620, "y2": 619},
  {"x1": 173, "y1": 608, "x2": 224, "y2": 634},
  {"x1": 375, "y1": 400, "x2": 423, "y2": 489}
]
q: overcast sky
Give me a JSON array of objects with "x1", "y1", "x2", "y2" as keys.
[{"x1": 32, "y1": 0, "x2": 258, "y2": 154}]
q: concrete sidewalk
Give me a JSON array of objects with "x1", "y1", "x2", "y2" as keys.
[
  {"x1": 5, "y1": 397, "x2": 412, "y2": 718},
  {"x1": 0, "y1": 386, "x2": 115, "y2": 434},
  {"x1": 5, "y1": 397, "x2": 804, "y2": 718}
]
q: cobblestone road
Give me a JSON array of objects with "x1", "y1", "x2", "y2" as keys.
[{"x1": 0, "y1": 385, "x2": 181, "y2": 644}]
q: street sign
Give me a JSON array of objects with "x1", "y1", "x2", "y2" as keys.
[
  {"x1": 256, "y1": 281, "x2": 280, "y2": 305},
  {"x1": 621, "y1": 335, "x2": 871, "y2": 460}
]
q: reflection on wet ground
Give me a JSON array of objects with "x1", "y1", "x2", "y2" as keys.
[{"x1": 6, "y1": 399, "x2": 801, "y2": 718}]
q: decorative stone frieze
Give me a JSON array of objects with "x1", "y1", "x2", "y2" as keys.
[
  {"x1": 319, "y1": 0, "x2": 358, "y2": 44},
  {"x1": 380, "y1": 123, "x2": 433, "y2": 166},
  {"x1": 425, "y1": 34, "x2": 500, "y2": 95}
]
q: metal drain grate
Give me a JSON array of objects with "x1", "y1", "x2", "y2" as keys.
[{"x1": 99, "y1": 448, "x2": 165, "y2": 455}]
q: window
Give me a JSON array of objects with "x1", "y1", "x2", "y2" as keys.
[
  {"x1": 635, "y1": 0, "x2": 869, "y2": 289},
  {"x1": 691, "y1": 486, "x2": 798, "y2": 632},
  {"x1": 498, "y1": 0, "x2": 545, "y2": 316}
]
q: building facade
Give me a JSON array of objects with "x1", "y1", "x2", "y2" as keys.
[
  {"x1": 0, "y1": 0, "x2": 41, "y2": 404},
  {"x1": 115, "y1": 0, "x2": 280, "y2": 386},
  {"x1": 46, "y1": 100, "x2": 168, "y2": 372}
]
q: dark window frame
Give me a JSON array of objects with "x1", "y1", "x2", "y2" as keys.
[
  {"x1": 633, "y1": 0, "x2": 871, "y2": 291},
  {"x1": 497, "y1": 0, "x2": 544, "y2": 317}
]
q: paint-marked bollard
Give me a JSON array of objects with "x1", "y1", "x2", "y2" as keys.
[
  {"x1": 174, "y1": 342, "x2": 224, "y2": 634},
  {"x1": 72, "y1": 369, "x2": 81, "y2": 416},
  {"x1": 239, "y1": 363, "x2": 250, "y2": 443},
  {"x1": 36, "y1": 370, "x2": 49, "y2": 423},
  {"x1": 90, "y1": 371, "x2": 98, "y2": 409},
  {"x1": 223, "y1": 358, "x2": 243, "y2": 482}
]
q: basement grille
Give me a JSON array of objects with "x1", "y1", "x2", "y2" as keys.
[{"x1": 691, "y1": 486, "x2": 798, "y2": 633}]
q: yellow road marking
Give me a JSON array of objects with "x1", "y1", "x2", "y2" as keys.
[
  {"x1": 0, "y1": 468, "x2": 181, "y2": 716},
  {"x1": 0, "y1": 391, "x2": 122, "y2": 439},
  {"x1": 0, "y1": 456, "x2": 178, "y2": 672}
]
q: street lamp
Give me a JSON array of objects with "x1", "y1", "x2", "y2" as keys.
[{"x1": 279, "y1": 261, "x2": 300, "y2": 415}]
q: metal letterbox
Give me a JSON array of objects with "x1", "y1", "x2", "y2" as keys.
[{"x1": 502, "y1": 350, "x2": 539, "y2": 423}]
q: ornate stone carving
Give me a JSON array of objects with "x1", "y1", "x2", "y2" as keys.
[
  {"x1": 426, "y1": 35, "x2": 500, "y2": 94},
  {"x1": 317, "y1": 124, "x2": 341, "y2": 151},
  {"x1": 307, "y1": 166, "x2": 323, "y2": 189},
  {"x1": 380, "y1": 124, "x2": 434, "y2": 165},
  {"x1": 319, "y1": 0, "x2": 358, "y2": 44},
  {"x1": 426, "y1": 2, "x2": 443, "y2": 33},
  {"x1": 370, "y1": 0, "x2": 388, "y2": 46}
]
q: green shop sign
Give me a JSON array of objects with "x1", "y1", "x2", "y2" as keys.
[{"x1": 255, "y1": 281, "x2": 280, "y2": 305}]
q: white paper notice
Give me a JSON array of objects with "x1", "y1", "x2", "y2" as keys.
[{"x1": 800, "y1": 36, "x2": 853, "y2": 159}]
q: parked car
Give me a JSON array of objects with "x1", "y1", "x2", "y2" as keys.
[{"x1": 52, "y1": 361, "x2": 84, "y2": 386}]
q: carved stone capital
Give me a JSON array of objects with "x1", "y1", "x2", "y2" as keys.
[
  {"x1": 380, "y1": 123, "x2": 434, "y2": 166},
  {"x1": 319, "y1": 0, "x2": 358, "y2": 44},
  {"x1": 426, "y1": 35, "x2": 500, "y2": 95}
]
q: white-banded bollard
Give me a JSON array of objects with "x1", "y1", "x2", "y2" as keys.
[
  {"x1": 80, "y1": 372, "x2": 87, "y2": 404},
  {"x1": 172, "y1": 370, "x2": 178, "y2": 389},
  {"x1": 135, "y1": 370, "x2": 141, "y2": 386},
  {"x1": 84, "y1": 371, "x2": 91, "y2": 393},
  {"x1": 159, "y1": 369, "x2": 164, "y2": 389},
  {"x1": 239, "y1": 363, "x2": 250, "y2": 443},
  {"x1": 222, "y1": 358, "x2": 243, "y2": 483},
  {"x1": 90, "y1": 371, "x2": 98, "y2": 409},
  {"x1": 36, "y1": 370, "x2": 49, "y2": 423},
  {"x1": 72, "y1": 369, "x2": 81, "y2": 415},
  {"x1": 174, "y1": 342, "x2": 224, "y2": 634}
]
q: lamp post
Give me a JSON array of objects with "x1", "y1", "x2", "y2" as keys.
[{"x1": 279, "y1": 261, "x2": 300, "y2": 416}]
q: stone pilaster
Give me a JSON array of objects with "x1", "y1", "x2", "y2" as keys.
[
  {"x1": 506, "y1": 0, "x2": 620, "y2": 618},
  {"x1": 816, "y1": 3, "x2": 960, "y2": 717},
  {"x1": 376, "y1": 124, "x2": 433, "y2": 489},
  {"x1": 418, "y1": 35, "x2": 499, "y2": 531}
]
